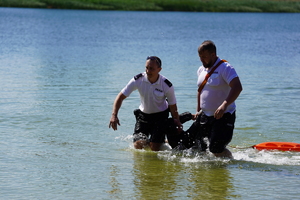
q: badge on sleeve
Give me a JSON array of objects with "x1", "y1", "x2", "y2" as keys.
[
  {"x1": 164, "y1": 79, "x2": 172, "y2": 87},
  {"x1": 134, "y1": 73, "x2": 143, "y2": 80}
]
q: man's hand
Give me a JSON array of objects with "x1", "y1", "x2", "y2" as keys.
[
  {"x1": 193, "y1": 110, "x2": 202, "y2": 120},
  {"x1": 173, "y1": 119, "x2": 183, "y2": 133},
  {"x1": 109, "y1": 114, "x2": 120, "y2": 130},
  {"x1": 214, "y1": 103, "x2": 226, "y2": 119}
]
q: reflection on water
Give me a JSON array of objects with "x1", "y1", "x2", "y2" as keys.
[
  {"x1": 107, "y1": 165, "x2": 122, "y2": 199},
  {"x1": 132, "y1": 151, "x2": 178, "y2": 199},
  {"x1": 185, "y1": 165, "x2": 237, "y2": 199},
  {"x1": 132, "y1": 150, "x2": 237, "y2": 199}
]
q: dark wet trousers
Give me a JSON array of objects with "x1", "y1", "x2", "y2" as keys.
[
  {"x1": 133, "y1": 109, "x2": 194, "y2": 145},
  {"x1": 133, "y1": 109, "x2": 170, "y2": 143},
  {"x1": 165, "y1": 112, "x2": 194, "y2": 148},
  {"x1": 167, "y1": 112, "x2": 235, "y2": 153}
]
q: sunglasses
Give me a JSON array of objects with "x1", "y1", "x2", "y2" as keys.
[{"x1": 146, "y1": 56, "x2": 161, "y2": 68}]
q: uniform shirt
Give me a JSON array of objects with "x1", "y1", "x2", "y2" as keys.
[
  {"x1": 121, "y1": 72, "x2": 176, "y2": 114},
  {"x1": 197, "y1": 57, "x2": 238, "y2": 116}
]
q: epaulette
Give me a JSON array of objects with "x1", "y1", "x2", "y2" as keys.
[
  {"x1": 164, "y1": 79, "x2": 172, "y2": 87},
  {"x1": 134, "y1": 73, "x2": 143, "y2": 80}
]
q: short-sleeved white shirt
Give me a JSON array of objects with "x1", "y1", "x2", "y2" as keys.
[
  {"x1": 121, "y1": 72, "x2": 176, "y2": 114},
  {"x1": 197, "y1": 57, "x2": 238, "y2": 116}
]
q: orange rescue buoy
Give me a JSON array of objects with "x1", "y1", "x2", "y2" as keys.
[{"x1": 253, "y1": 142, "x2": 300, "y2": 152}]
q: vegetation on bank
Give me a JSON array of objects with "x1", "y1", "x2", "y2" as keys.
[{"x1": 1, "y1": 0, "x2": 300, "y2": 12}]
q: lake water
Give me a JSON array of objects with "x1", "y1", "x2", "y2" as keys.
[{"x1": 0, "y1": 7, "x2": 299, "y2": 200}]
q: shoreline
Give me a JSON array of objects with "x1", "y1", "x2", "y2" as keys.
[{"x1": 0, "y1": 0, "x2": 300, "y2": 13}]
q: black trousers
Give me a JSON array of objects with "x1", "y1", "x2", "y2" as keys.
[{"x1": 133, "y1": 109, "x2": 169, "y2": 143}]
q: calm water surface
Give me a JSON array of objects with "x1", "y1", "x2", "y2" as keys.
[{"x1": 0, "y1": 8, "x2": 300, "y2": 200}]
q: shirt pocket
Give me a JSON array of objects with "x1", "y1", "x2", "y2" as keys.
[
  {"x1": 207, "y1": 73, "x2": 220, "y2": 86},
  {"x1": 153, "y1": 89, "x2": 165, "y2": 101}
]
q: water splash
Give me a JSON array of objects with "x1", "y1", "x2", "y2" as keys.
[
  {"x1": 232, "y1": 148, "x2": 300, "y2": 166},
  {"x1": 116, "y1": 135, "x2": 300, "y2": 166},
  {"x1": 157, "y1": 147, "x2": 232, "y2": 165}
]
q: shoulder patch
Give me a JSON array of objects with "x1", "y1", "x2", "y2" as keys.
[
  {"x1": 164, "y1": 79, "x2": 172, "y2": 87},
  {"x1": 134, "y1": 73, "x2": 143, "y2": 80}
]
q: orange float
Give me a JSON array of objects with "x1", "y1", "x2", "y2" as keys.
[{"x1": 253, "y1": 142, "x2": 300, "y2": 152}]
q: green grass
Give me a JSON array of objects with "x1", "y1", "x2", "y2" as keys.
[{"x1": 1, "y1": 0, "x2": 300, "y2": 12}]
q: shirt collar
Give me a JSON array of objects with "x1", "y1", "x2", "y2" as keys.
[{"x1": 144, "y1": 72, "x2": 160, "y2": 85}]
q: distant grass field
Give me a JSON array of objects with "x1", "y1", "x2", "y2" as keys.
[{"x1": 1, "y1": 0, "x2": 300, "y2": 12}]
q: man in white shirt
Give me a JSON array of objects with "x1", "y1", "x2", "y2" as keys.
[
  {"x1": 189, "y1": 40, "x2": 243, "y2": 158},
  {"x1": 109, "y1": 56, "x2": 182, "y2": 151}
]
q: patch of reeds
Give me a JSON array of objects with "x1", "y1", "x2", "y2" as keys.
[{"x1": 0, "y1": 0, "x2": 299, "y2": 12}]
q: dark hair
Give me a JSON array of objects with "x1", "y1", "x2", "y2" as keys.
[
  {"x1": 146, "y1": 56, "x2": 162, "y2": 68},
  {"x1": 198, "y1": 40, "x2": 217, "y2": 54}
]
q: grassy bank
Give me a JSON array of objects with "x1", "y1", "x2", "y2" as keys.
[{"x1": 1, "y1": 0, "x2": 300, "y2": 12}]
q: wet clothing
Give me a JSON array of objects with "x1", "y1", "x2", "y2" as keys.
[
  {"x1": 167, "y1": 111, "x2": 235, "y2": 153},
  {"x1": 190, "y1": 111, "x2": 235, "y2": 153},
  {"x1": 191, "y1": 57, "x2": 238, "y2": 153},
  {"x1": 132, "y1": 108, "x2": 235, "y2": 152},
  {"x1": 133, "y1": 109, "x2": 169, "y2": 143},
  {"x1": 165, "y1": 112, "x2": 194, "y2": 148},
  {"x1": 133, "y1": 110, "x2": 194, "y2": 145},
  {"x1": 197, "y1": 57, "x2": 238, "y2": 116},
  {"x1": 127, "y1": 72, "x2": 177, "y2": 143}
]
